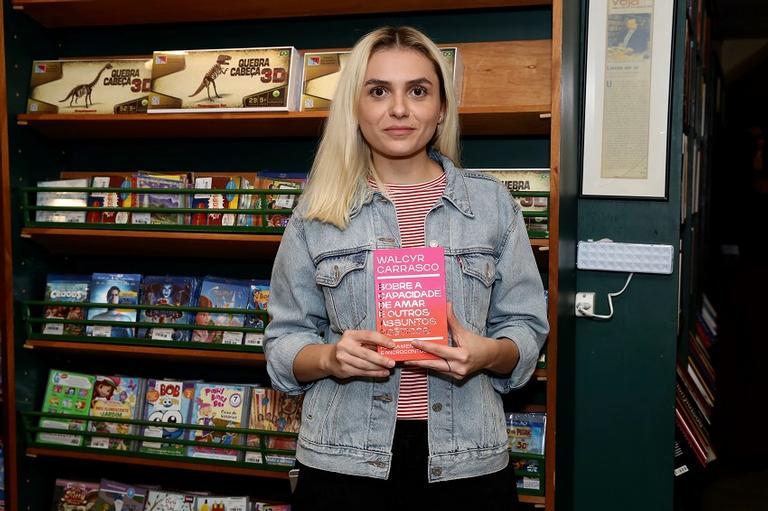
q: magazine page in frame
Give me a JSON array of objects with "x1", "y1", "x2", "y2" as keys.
[{"x1": 582, "y1": 0, "x2": 675, "y2": 198}]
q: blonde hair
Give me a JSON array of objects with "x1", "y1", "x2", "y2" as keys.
[{"x1": 300, "y1": 26, "x2": 461, "y2": 229}]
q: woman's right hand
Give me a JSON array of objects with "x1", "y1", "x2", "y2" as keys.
[{"x1": 324, "y1": 330, "x2": 396, "y2": 379}]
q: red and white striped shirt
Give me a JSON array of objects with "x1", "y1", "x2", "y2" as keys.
[{"x1": 370, "y1": 172, "x2": 447, "y2": 420}]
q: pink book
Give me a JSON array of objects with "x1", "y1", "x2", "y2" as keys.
[{"x1": 374, "y1": 246, "x2": 449, "y2": 361}]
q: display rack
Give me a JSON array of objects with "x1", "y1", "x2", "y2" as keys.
[{"x1": 0, "y1": 1, "x2": 563, "y2": 509}]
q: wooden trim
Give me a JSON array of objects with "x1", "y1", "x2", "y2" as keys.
[
  {"x1": 26, "y1": 447, "x2": 290, "y2": 479},
  {"x1": 519, "y1": 495, "x2": 547, "y2": 506},
  {"x1": 12, "y1": 0, "x2": 553, "y2": 28},
  {"x1": 21, "y1": 228, "x2": 547, "y2": 259},
  {"x1": 546, "y1": 1, "x2": 562, "y2": 510},
  {"x1": 20, "y1": 228, "x2": 284, "y2": 259},
  {"x1": 24, "y1": 340, "x2": 267, "y2": 365},
  {"x1": 0, "y1": 2, "x2": 19, "y2": 509}
]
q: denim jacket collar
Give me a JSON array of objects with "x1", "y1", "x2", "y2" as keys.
[{"x1": 349, "y1": 149, "x2": 474, "y2": 220}]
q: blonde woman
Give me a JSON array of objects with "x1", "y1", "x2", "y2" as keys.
[{"x1": 265, "y1": 26, "x2": 548, "y2": 509}]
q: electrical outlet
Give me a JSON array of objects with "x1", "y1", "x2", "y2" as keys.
[{"x1": 575, "y1": 292, "x2": 595, "y2": 317}]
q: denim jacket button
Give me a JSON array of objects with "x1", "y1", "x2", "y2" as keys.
[
  {"x1": 431, "y1": 467, "x2": 443, "y2": 477},
  {"x1": 431, "y1": 403, "x2": 443, "y2": 412},
  {"x1": 428, "y1": 240, "x2": 439, "y2": 247}
]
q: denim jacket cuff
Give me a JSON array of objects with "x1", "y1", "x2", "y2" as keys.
[
  {"x1": 490, "y1": 326, "x2": 541, "y2": 393},
  {"x1": 266, "y1": 333, "x2": 323, "y2": 395}
]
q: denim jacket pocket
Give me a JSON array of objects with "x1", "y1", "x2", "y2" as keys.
[
  {"x1": 457, "y1": 253, "x2": 496, "y2": 331},
  {"x1": 315, "y1": 251, "x2": 369, "y2": 331}
]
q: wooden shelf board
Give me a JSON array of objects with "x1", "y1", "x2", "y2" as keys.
[
  {"x1": 17, "y1": 109, "x2": 550, "y2": 139},
  {"x1": 21, "y1": 227, "x2": 546, "y2": 257},
  {"x1": 20, "y1": 227, "x2": 283, "y2": 259},
  {"x1": 519, "y1": 495, "x2": 546, "y2": 506},
  {"x1": 26, "y1": 447, "x2": 289, "y2": 479},
  {"x1": 12, "y1": 0, "x2": 552, "y2": 28},
  {"x1": 533, "y1": 368, "x2": 547, "y2": 381},
  {"x1": 24, "y1": 339, "x2": 266, "y2": 365}
]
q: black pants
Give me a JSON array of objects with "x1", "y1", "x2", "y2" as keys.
[{"x1": 292, "y1": 420, "x2": 520, "y2": 510}]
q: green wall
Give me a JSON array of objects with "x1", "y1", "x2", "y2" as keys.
[{"x1": 565, "y1": 2, "x2": 686, "y2": 510}]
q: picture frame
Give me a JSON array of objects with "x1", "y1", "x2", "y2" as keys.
[{"x1": 581, "y1": 0, "x2": 675, "y2": 199}]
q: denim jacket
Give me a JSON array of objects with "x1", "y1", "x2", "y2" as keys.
[{"x1": 264, "y1": 152, "x2": 549, "y2": 482}]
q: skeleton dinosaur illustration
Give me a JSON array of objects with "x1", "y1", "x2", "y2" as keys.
[
  {"x1": 189, "y1": 54, "x2": 232, "y2": 101},
  {"x1": 59, "y1": 63, "x2": 113, "y2": 108}
]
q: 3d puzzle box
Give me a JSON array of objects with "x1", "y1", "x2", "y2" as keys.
[
  {"x1": 27, "y1": 58, "x2": 152, "y2": 114},
  {"x1": 148, "y1": 47, "x2": 301, "y2": 112}
]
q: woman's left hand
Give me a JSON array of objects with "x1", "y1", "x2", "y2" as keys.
[{"x1": 404, "y1": 303, "x2": 518, "y2": 380}]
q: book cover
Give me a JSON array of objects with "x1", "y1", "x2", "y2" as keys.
[
  {"x1": 193, "y1": 497, "x2": 249, "y2": 511},
  {"x1": 234, "y1": 174, "x2": 262, "y2": 227},
  {"x1": 243, "y1": 280, "x2": 269, "y2": 347},
  {"x1": 374, "y1": 246, "x2": 449, "y2": 361},
  {"x1": 191, "y1": 176, "x2": 240, "y2": 226},
  {"x1": 144, "y1": 490, "x2": 196, "y2": 511},
  {"x1": 140, "y1": 379, "x2": 196, "y2": 456},
  {"x1": 93, "y1": 479, "x2": 147, "y2": 511},
  {"x1": 187, "y1": 383, "x2": 249, "y2": 461},
  {"x1": 27, "y1": 58, "x2": 152, "y2": 114},
  {"x1": 35, "y1": 179, "x2": 89, "y2": 223},
  {"x1": 86, "y1": 273, "x2": 141, "y2": 338},
  {"x1": 258, "y1": 172, "x2": 306, "y2": 228},
  {"x1": 138, "y1": 276, "x2": 198, "y2": 341},
  {"x1": 88, "y1": 375, "x2": 144, "y2": 451},
  {"x1": 43, "y1": 274, "x2": 90, "y2": 336},
  {"x1": 132, "y1": 172, "x2": 189, "y2": 225},
  {"x1": 37, "y1": 370, "x2": 95, "y2": 446},
  {"x1": 50, "y1": 479, "x2": 100, "y2": 511},
  {"x1": 507, "y1": 412, "x2": 546, "y2": 455},
  {"x1": 245, "y1": 387, "x2": 302, "y2": 465},
  {"x1": 148, "y1": 47, "x2": 301, "y2": 113},
  {"x1": 87, "y1": 175, "x2": 135, "y2": 224},
  {"x1": 191, "y1": 277, "x2": 250, "y2": 345}
]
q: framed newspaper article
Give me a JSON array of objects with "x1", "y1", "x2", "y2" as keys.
[{"x1": 581, "y1": 0, "x2": 675, "y2": 198}]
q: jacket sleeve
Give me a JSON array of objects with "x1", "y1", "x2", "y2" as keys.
[
  {"x1": 264, "y1": 215, "x2": 328, "y2": 395},
  {"x1": 486, "y1": 197, "x2": 549, "y2": 394}
]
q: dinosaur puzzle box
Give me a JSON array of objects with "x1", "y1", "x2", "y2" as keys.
[
  {"x1": 300, "y1": 47, "x2": 464, "y2": 112},
  {"x1": 27, "y1": 58, "x2": 152, "y2": 114},
  {"x1": 148, "y1": 47, "x2": 301, "y2": 112}
]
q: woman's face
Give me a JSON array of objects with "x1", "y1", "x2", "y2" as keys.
[{"x1": 357, "y1": 48, "x2": 443, "y2": 164}]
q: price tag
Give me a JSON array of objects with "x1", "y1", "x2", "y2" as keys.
[
  {"x1": 92, "y1": 325, "x2": 112, "y2": 338},
  {"x1": 43, "y1": 323, "x2": 64, "y2": 335},
  {"x1": 245, "y1": 451, "x2": 264, "y2": 464},
  {"x1": 90, "y1": 437, "x2": 110, "y2": 449},
  {"x1": 222, "y1": 331, "x2": 243, "y2": 345},
  {"x1": 132, "y1": 213, "x2": 150, "y2": 224},
  {"x1": 244, "y1": 333, "x2": 264, "y2": 347},
  {"x1": 142, "y1": 427, "x2": 162, "y2": 449},
  {"x1": 151, "y1": 328, "x2": 174, "y2": 341}
]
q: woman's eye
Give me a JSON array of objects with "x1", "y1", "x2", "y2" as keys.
[
  {"x1": 411, "y1": 86, "x2": 428, "y2": 98},
  {"x1": 370, "y1": 86, "x2": 387, "y2": 97}
]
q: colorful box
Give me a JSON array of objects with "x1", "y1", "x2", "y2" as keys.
[
  {"x1": 148, "y1": 47, "x2": 301, "y2": 112},
  {"x1": 27, "y1": 58, "x2": 151, "y2": 114}
]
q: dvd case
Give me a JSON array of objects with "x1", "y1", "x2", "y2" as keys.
[{"x1": 138, "y1": 276, "x2": 198, "y2": 341}]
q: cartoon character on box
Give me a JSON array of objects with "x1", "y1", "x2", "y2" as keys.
[
  {"x1": 92, "y1": 376, "x2": 118, "y2": 406},
  {"x1": 191, "y1": 295, "x2": 217, "y2": 343}
]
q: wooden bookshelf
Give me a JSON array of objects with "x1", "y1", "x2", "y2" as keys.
[
  {"x1": 26, "y1": 447, "x2": 290, "y2": 479},
  {"x1": 519, "y1": 495, "x2": 546, "y2": 506},
  {"x1": 11, "y1": 0, "x2": 552, "y2": 28},
  {"x1": 24, "y1": 339, "x2": 266, "y2": 365}
]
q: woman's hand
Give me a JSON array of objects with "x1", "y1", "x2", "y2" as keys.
[
  {"x1": 404, "y1": 303, "x2": 519, "y2": 380},
  {"x1": 324, "y1": 329, "x2": 396, "y2": 379}
]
